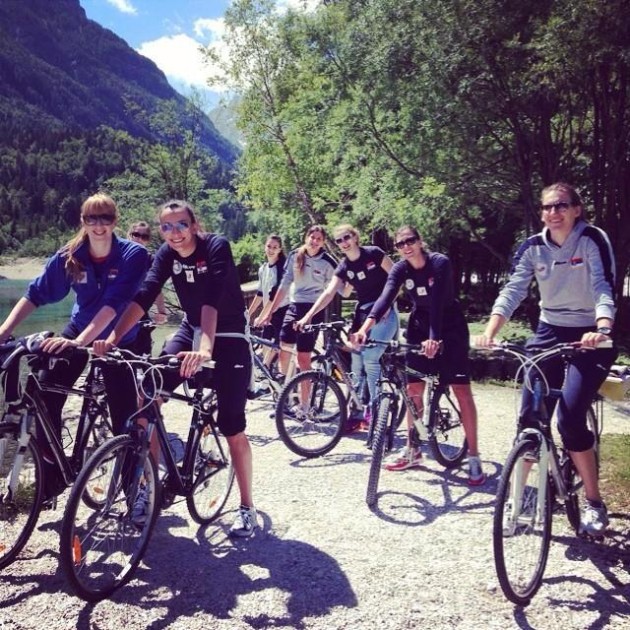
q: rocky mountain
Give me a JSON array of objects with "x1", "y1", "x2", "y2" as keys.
[{"x1": 0, "y1": 0, "x2": 237, "y2": 162}]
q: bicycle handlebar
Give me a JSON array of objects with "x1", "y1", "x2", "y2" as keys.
[
  {"x1": 362, "y1": 338, "x2": 429, "y2": 356},
  {"x1": 300, "y1": 320, "x2": 347, "y2": 333}
]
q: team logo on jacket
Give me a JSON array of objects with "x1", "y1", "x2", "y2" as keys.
[
  {"x1": 357, "y1": 271, "x2": 366, "y2": 280},
  {"x1": 570, "y1": 257, "x2": 584, "y2": 267},
  {"x1": 416, "y1": 286, "x2": 428, "y2": 296},
  {"x1": 173, "y1": 260, "x2": 183, "y2": 274},
  {"x1": 347, "y1": 270, "x2": 355, "y2": 279},
  {"x1": 428, "y1": 277, "x2": 434, "y2": 287},
  {"x1": 536, "y1": 264, "x2": 548, "y2": 274},
  {"x1": 107, "y1": 268, "x2": 119, "y2": 280},
  {"x1": 405, "y1": 279, "x2": 414, "y2": 290},
  {"x1": 196, "y1": 261, "x2": 208, "y2": 274},
  {"x1": 366, "y1": 261, "x2": 376, "y2": 270},
  {"x1": 77, "y1": 271, "x2": 88, "y2": 284}
]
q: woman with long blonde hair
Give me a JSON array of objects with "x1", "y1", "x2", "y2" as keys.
[{"x1": 0, "y1": 192, "x2": 150, "y2": 502}]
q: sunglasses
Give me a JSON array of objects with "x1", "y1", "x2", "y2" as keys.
[
  {"x1": 82, "y1": 214, "x2": 116, "y2": 226},
  {"x1": 334, "y1": 233, "x2": 354, "y2": 245},
  {"x1": 541, "y1": 201, "x2": 571, "y2": 213},
  {"x1": 131, "y1": 231, "x2": 151, "y2": 241},
  {"x1": 394, "y1": 236, "x2": 419, "y2": 249},
  {"x1": 160, "y1": 220, "x2": 191, "y2": 233}
]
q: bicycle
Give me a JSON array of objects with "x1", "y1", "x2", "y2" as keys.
[
  {"x1": 485, "y1": 341, "x2": 606, "y2": 606},
  {"x1": 274, "y1": 320, "x2": 364, "y2": 458},
  {"x1": 0, "y1": 332, "x2": 113, "y2": 569},
  {"x1": 364, "y1": 339, "x2": 467, "y2": 507},
  {"x1": 59, "y1": 349, "x2": 234, "y2": 601}
]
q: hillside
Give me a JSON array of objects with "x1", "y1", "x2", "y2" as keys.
[{"x1": 0, "y1": 0, "x2": 237, "y2": 162}]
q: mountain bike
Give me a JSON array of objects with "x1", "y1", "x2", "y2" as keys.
[
  {"x1": 0, "y1": 332, "x2": 113, "y2": 569},
  {"x1": 274, "y1": 320, "x2": 363, "y2": 458},
  {"x1": 364, "y1": 339, "x2": 467, "y2": 506},
  {"x1": 59, "y1": 349, "x2": 234, "y2": 602},
  {"x1": 486, "y1": 341, "x2": 607, "y2": 606}
]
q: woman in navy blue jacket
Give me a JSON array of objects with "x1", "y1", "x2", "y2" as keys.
[{"x1": 0, "y1": 193, "x2": 149, "y2": 500}]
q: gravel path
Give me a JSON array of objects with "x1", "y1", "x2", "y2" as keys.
[{"x1": 1, "y1": 383, "x2": 629, "y2": 629}]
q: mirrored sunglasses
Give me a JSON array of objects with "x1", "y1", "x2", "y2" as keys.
[
  {"x1": 82, "y1": 214, "x2": 116, "y2": 226},
  {"x1": 160, "y1": 220, "x2": 191, "y2": 233}
]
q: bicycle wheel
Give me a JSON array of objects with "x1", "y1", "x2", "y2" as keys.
[
  {"x1": 60, "y1": 435, "x2": 160, "y2": 601},
  {"x1": 0, "y1": 422, "x2": 44, "y2": 569},
  {"x1": 493, "y1": 438, "x2": 552, "y2": 606},
  {"x1": 366, "y1": 395, "x2": 395, "y2": 507},
  {"x1": 275, "y1": 370, "x2": 347, "y2": 458},
  {"x1": 80, "y1": 403, "x2": 114, "y2": 510},
  {"x1": 427, "y1": 387, "x2": 467, "y2": 468},
  {"x1": 187, "y1": 422, "x2": 235, "y2": 524},
  {"x1": 565, "y1": 406, "x2": 600, "y2": 533}
]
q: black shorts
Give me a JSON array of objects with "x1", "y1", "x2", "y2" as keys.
[
  {"x1": 280, "y1": 303, "x2": 325, "y2": 352},
  {"x1": 262, "y1": 305, "x2": 288, "y2": 343},
  {"x1": 162, "y1": 321, "x2": 250, "y2": 437},
  {"x1": 405, "y1": 316, "x2": 471, "y2": 385}
]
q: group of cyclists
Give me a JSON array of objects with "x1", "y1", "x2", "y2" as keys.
[{"x1": 0, "y1": 180, "x2": 617, "y2": 540}]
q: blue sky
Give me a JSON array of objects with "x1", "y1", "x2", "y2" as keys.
[{"x1": 79, "y1": 0, "x2": 319, "y2": 107}]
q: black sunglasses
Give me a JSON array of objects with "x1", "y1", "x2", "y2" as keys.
[
  {"x1": 131, "y1": 231, "x2": 151, "y2": 241},
  {"x1": 82, "y1": 214, "x2": 116, "y2": 226},
  {"x1": 334, "y1": 233, "x2": 353, "y2": 245},
  {"x1": 540, "y1": 202, "x2": 571, "y2": 213},
  {"x1": 394, "y1": 236, "x2": 419, "y2": 249}
]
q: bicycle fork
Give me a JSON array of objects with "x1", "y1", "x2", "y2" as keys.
[{"x1": 3, "y1": 412, "x2": 35, "y2": 501}]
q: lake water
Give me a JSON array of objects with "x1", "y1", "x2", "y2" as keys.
[{"x1": 0, "y1": 278, "x2": 178, "y2": 353}]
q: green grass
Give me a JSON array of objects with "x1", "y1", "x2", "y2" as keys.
[{"x1": 600, "y1": 434, "x2": 630, "y2": 513}]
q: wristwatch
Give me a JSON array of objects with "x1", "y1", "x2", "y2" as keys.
[{"x1": 596, "y1": 326, "x2": 613, "y2": 336}]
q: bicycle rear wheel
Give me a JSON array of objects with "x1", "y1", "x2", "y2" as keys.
[
  {"x1": 0, "y1": 422, "x2": 44, "y2": 569},
  {"x1": 366, "y1": 395, "x2": 395, "y2": 507},
  {"x1": 187, "y1": 422, "x2": 235, "y2": 524},
  {"x1": 565, "y1": 406, "x2": 600, "y2": 533},
  {"x1": 275, "y1": 370, "x2": 346, "y2": 458},
  {"x1": 493, "y1": 438, "x2": 552, "y2": 606},
  {"x1": 427, "y1": 387, "x2": 467, "y2": 468},
  {"x1": 60, "y1": 435, "x2": 160, "y2": 601}
]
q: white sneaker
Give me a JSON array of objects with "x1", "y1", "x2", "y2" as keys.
[
  {"x1": 229, "y1": 505, "x2": 258, "y2": 538},
  {"x1": 131, "y1": 485, "x2": 149, "y2": 527},
  {"x1": 467, "y1": 456, "x2": 486, "y2": 486},
  {"x1": 580, "y1": 502, "x2": 609, "y2": 536}
]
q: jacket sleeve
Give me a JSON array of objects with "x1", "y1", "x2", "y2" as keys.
[
  {"x1": 134, "y1": 244, "x2": 172, "y2": 312},
  {"x1": 491, "y1": 240, "x2": 536, "y2": 320},
  {"x1": 24, "y1": 252, "x2": 72, "y2": 306},
  {"x1": 369, "y1": 263, "x2": 403, "y2": 322}
]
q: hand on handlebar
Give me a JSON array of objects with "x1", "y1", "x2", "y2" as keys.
[
  {"x1": 293, "y1": 317, "x2": 311, "y2": 332},
  {"x1": 177, "y1": 350, "x2": 212, "y2": 378},
  {"x1": 350, "y1": 331, "x2": 367, "y2": 349},
  {"x1": 39, "y1": 336, "x2": 80, "y2": 355},
  {"x1": 472, "y1": 334, "x2": 498, "y2": 349},
  {"x1": 254, "y1": 314, "x2": 270, "y2": 328},
  {"x1": 580, "y1": 330, "x2": 611, "y2": 349},
  {"x1": 92, "y1": 339, "x2": 114, "y2": 357},
  {"x1": 422, "y1": 338, "x2": 441, "y2": 359}
]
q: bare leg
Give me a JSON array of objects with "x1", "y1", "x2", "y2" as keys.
[
  {"x1": 569, "y1": 448, "x2": 600, "y2": 502},
  {"x1": 297, "y1": 350, "x2": 313, "y2": 404},
  {"x1": 278, "y1": 343, "x2": 294, "y2": 377},
  {"x1": 451, "y1": 383, "x2": 479, "y2": 456},
  {"x1": 405, "y1": 381, "x2": 425, "y2": 449},
  {"x1": 227, "y1": 431, "x2": 253, "y2": 507}
]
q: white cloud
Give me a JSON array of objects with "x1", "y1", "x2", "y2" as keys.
[
  {"x1": 193, "y1": 17, "x2": 226, "y2": 41},
  {"x1": 276, "y1": 0, "x2": 321, "y2": 13},
  {"x1": 105, "y1": 0, "x2": 137, "y2": 15},
  {"x1": 136, "y1": 33, "x2": 228, "y2": 93}
]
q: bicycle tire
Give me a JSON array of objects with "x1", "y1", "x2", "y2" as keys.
[
  {"x1": 0, "y1": 422, "x2": 44, "y2": 569},
  {"x1": 275, "y1": 370, "x2": 347, "y2": 458},
  {"x1": 366, "y1": 395, "x2": 395, "y2": 507},
  {"x1": 565, "y1": 406, "x2": 600, "y2": 533},
  {"x1": 427, "y1": 387, "x2": 468, "y2": 468},
  {"x1": 493, "y1": 438, "x2": 552, "y2": 606},
  {"x1": 187, "y1": 422, "x2": 235, "y2": 524},
  {"x1": 60, "y1": 434, "x2": 160, "y2": 602}
]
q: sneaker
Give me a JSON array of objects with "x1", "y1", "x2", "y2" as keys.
[
  {"x1": 131, "y1": 485, "x2": 149, "y2": 527},
  {"x1": 229, "y1": 505, "x2": 258, "y2": 538},
  {"x1": 502, "y1": 501, "x2": 519, "y2": 537},
  {"x1": 580, "y1": 502, "x2": 609, "y2": 536},
  {"x1": 385, "y1": 447, "x2": 422, "y2": 471},
  {"x1": 467, "y1": 455, "x2": 486, "y2": 486},
  {"x1": 247, "y1": 383, "x2": 270, "y2": 399},
  {"x1": 289, "y1": 403, "x2": 308, "y2": 419}
]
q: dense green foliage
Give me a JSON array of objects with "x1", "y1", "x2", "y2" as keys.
[{"x1": 212, "y1": 0, "x2": 630, "y2": 325}]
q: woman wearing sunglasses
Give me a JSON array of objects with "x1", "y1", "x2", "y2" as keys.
[
  {"x1": 257, "y1": 225, "x2": 338, "y2": 383},
  {"x1": 0, "y1": 192, "x2": 150, "y2": 501},
  {"x1": 476, "y1": 182, "x2": 617, "y2": 535},
  {"x1": 295, "y1": 224, "x2": 398, "y2": 430},
  {"x1": 95, "y1": 199, "x2": 258, "y2": 538},
  {"x1": 354, "y1": 225, "x2": 485, "y2": 484},
  {"x1": 127, "y1": 222, "x2": 168, "y2": 354}
]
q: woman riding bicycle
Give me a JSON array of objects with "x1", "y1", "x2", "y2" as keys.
[
  {"x1": 295, "y1": 224, "x2": 398, "y2": 431},
  {"x1": 0, "y1": 193, "x2": 149, "y2": 501},
  {"x1": 354, "y1": 225, "x2": 485, "y2": 485},
  {"x1": 94, "y1": 199, "x2": 257, "y2": 538},
  {"x1": 476, "y1": 182, "x2": 617, "y2": 535}
]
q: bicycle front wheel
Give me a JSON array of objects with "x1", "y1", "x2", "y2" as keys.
[
  {"x1": 493, "y1": 438, "x2": 552, "y2": 606},
  {"x1": 366, "y1": 395, "x2": 395, "y2": 507},
  {"x1": 275, "y1": 370, "x2": 347, "y2": 458},
  {"x1": 427, "y1": 387, "x2": 467, "y2": 468},
  {"x1": 187, "y1": 422, "x2": 235, "y2": 524},
  {"x1": 0, "y1": 423, "x2": 44, "y2": 569},
  {"x1": 60, "y1": 435, "x2": 160, "y2": 602}
]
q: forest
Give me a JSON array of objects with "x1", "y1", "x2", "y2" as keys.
[{"x1": 1, "y1": 0, "x2": 629, "y2": 326}]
